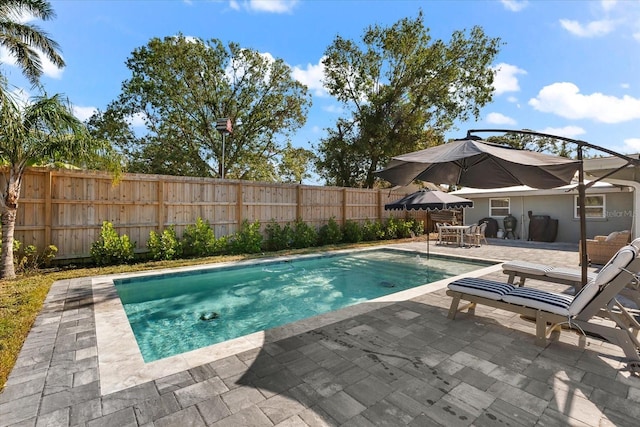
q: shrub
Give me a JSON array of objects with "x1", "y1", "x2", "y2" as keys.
[
  {"x1": 264, "y1": 220, "x2": 293, "y2": 251},
  {"x1": 362, "y1": 219, "x2": 384, "y2": 241},
  {"x1": 182, "y1": 218, "x2": 216, "y2": 257},
  {"x1": 90, "y1": 221, "x2": 135, "y2": 266},
  {"x1": 230, "y1": 220, "x2": 263, "y2": 254},
  {"x1": 148, "y1": 226, "x2": 182, "y2": 260},
  {"x1": 12, "y1": 240, "x2": 57, "y2": 273},
  {"x1": 318, "y1": 217, "x2": 343, "y2": 245},
  {"x1": 342, "y1": 220, "x2": 363, "y2": 243},
  {"x1": 291, "y1": 218, "x2": 318, "y2": 248},
  {"x1": 395, "y1": 218, "x2": 415, "y2": 238},
  {"x1": 409, "y1": 218, "x2": 425, "y2": 236}
]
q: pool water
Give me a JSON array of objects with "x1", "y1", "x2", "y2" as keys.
[{"x1": 115, "y1": 249, "x2": 491, "y2": 362}]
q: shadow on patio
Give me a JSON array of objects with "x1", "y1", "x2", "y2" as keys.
[{"x1": 234, "y1": 292, "x2": 639, "y2": 426}]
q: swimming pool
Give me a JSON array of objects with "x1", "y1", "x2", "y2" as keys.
[{"x1": 114, "y1": 248, "x2": 493, "y2": 362}]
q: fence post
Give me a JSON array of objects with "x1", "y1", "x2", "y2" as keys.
[
  {"x1": 157, "y1": 179, "x2": 164, "y2": 231},
  {"x1": 236, "y1": 181, "x2": 243, "y2": 229},
  {"x1": 378, "y1": 189, "x2": 383, "y2": 221},
  {"x1": 44, "y1": 170, "x2": 52, "y2": 247},
  {"x1": 342, "y1": 188, "x2": 348, "y2": 226},
  {"x1": 296, "y1": 185, "x2": 302, "y2": 220}
]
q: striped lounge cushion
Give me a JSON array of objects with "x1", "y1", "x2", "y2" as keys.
[
  {"x1": 501, "y1": 287, "x2": 574, "y2": 316},
  {"x1": 501, "y1": 261, "x2": 553, "y2": 276},
  {"x1": 546, "y1": 267, "x2": 597, "y2": 283},
  {"x1": 447, "y1": 277, "x2": 515, "y2": 301}
]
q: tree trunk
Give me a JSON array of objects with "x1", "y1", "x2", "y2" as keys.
[
  {"x1": 1, "y1": 166, "x2": 22, "y2": 280},
  {"x1": 1, "y1": 206, "x2": 17, "y2": 279}
]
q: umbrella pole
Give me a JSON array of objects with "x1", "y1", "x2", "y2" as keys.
[
  {"x1": 578, "y1": 148, "x2": 588, "y2": 286},
  {"x1": 427, "y1": 229, "x2": 430, "y2": 260}
]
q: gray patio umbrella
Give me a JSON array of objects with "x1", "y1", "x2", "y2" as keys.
[
  {"x1": 375, "y1": 137, "x2": 580, "y2": 190},
  {"x1": 375, "y1": 137, "x2": 584, "y2": 276},
  {"x1": 385, "y1": 189, "x2": 474, "y2": 259}
]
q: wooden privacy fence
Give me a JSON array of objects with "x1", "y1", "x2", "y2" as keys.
[{"x1": 13, "y1": 168, "x2": 432, "y2": 260}]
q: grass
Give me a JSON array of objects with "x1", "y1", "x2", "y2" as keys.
[{"x1": 0, "y1": 237, "x2": 421, "y2": 392}]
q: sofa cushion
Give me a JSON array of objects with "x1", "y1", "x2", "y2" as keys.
[
  {"x1": 447, "y1": 277, "x2": 515, "y2": 301},
  {"x1": 605, "y1": 231, "x2": 620, "y2": 242}
]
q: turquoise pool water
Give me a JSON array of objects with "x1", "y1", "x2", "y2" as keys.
[{"x1": 115, "y1": 249, "x2": 492, "y2": 362}]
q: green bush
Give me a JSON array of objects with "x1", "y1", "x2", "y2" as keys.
[
  {"x1": 90, "y1": 221, "x2": 135, "y2": 266},
  {"x1": 362, "y1": 219, "x2": 384, "y2": 241},
  {"x1": 291, "y1": 218, "x2": 318, "y2": 248},
  {"x1": 182, "y1": 217, "x2": 216, "y2": 257},
  {"x1": 409, "y1": 218, "x2": 425, "y2": 236},
  {"x1": 12, "y1": 240, "x2": 57, "y2": 273},
  {"x1": 318, "y1": 217, "x2": 343, "y2": 245},
  {"x1": 395, "y1": 218, "x2": 415, "y2": 238},
  {"x1": 342, "y1": 220, "x2": 363, "y2": 243},
  {"x1": 148, "y1": 226, "x2": 182, "y2": 260},
  {"x1": 264, "y1": 220, "x2": 293, "y2": 251},
  {"x1": 230, "y1": 220, "x2": 263, "y2": 254}
]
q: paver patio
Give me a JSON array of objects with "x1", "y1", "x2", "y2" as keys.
[{"x1": 2, "y1": 238, "x2": 640, "y2": 426}]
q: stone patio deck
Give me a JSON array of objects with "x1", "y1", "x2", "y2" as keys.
[{"x1": 2, "y1": 239, "x2": 640, "y2": 426}]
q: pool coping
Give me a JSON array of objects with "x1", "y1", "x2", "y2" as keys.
[{"x1": 93, "y1": 246, "x2": 503, "y2": 395}]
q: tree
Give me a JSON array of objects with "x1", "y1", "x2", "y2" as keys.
[
  {"x1": 92, "y1": 34, "x2": 311, "y2": 181},
  {"x1": 278, "y1": 142, "x2": 316, "y2": 184},
  {"x1": 317, "y1": 11, "x2": 501, "y2": 187},
  {"x1": 0, "y1": 92, "x2": 118, "y2": 279},
  {"x1": 0, "y1": 0, "x2": 65, "y2": 87}
]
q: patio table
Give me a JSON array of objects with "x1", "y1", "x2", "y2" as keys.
[{"x1": 438, "y1": 225, "x2": 471, "y2": 247}]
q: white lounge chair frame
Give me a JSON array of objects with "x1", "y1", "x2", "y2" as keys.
[{"x1": 447, "y1": 256, "x2": 640, "y2": 372}]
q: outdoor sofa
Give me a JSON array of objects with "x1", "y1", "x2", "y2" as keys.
[{"x1": 580, "y1": 230, "x2": 631, "y2": 265}]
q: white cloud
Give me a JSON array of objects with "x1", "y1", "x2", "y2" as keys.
[
  {"x1": 236, "y1": 0, "x2": 298, "y2": 13},
  {"x1": 126, "y1": 112, "x2": 146, "y2": 128},
  {"x1": 492, "y1": 63, "x2": 526, "y2": 95},
  {"x1": 623, "y1": 138, "x2": 640, "y2": 152},
  {"x1": 486, "y1": 112, "x2": 516, "y2": 125},
  {"x1": 621, "y1": 83, "x2": 630, "y2": 89},
  {"x1": 536, "y1": 126, "x2": 586, "y2": 139},
  {"x1": 292, "y1": 58, "x2": 326, "y2": 97},
  {"x1": 507, "y1": 96, "x2": 518, "y2": 103},
  {"x1": 559, "y1": 19, "x2": 615, "y2": 37},
  {"x1": 500, "y1": 0, "x2": 528, "y2": 12},
  {"x1": 601, "y1": 0, "x2": 617, "y2": 13},
  {"x1": 73, "y1": 106, "x2": 97, "y2": 122},
  {"x1": 322, "y1": 104, "x2": 343, "y2": 114},
  {"x1": 529, "y1": 82, "x2": 640, "y2": 124},
  {"x1": 0, "y1": 46, "x2": 64, "y2": 79}
]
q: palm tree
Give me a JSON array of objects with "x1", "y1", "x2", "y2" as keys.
[
  {"x1": 0, "y1": 93, "x2": 118, "y2": 279},
  {"x1": 0, "y1": 0, "x2": 65, "y2": 86}
]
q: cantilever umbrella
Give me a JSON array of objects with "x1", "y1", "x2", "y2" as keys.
[
  {"x1": 385, "y1": 189, "x2": 474, "y2": 259},
  {"x1": 375, "y1": 137, "x2": 585, "y2": 274},
  {"x1": 376, "y1": 137, "x2": 580, "y2": 190}
]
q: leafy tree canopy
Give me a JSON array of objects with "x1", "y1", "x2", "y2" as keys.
[
  {"x1": 278, "y1": 142, "x2": 316, "y2": 184},
  {"x1": 90, "y1": 34, "x2": 312, "y2": 181},
  {"x1": 316, "y1": 10, "x2": 502, "y2": 188}
]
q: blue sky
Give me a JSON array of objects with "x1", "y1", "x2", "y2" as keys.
[{"x1": 3, "y1": 0, "x2": 640, "y2": 160}]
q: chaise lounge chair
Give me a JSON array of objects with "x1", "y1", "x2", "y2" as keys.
[
  {"x1": 446, "y1": 244, "x2": 640, "y2": 372},
  {"x1": 501, "y1": 237, "x2": 640, "y2": 306}
]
